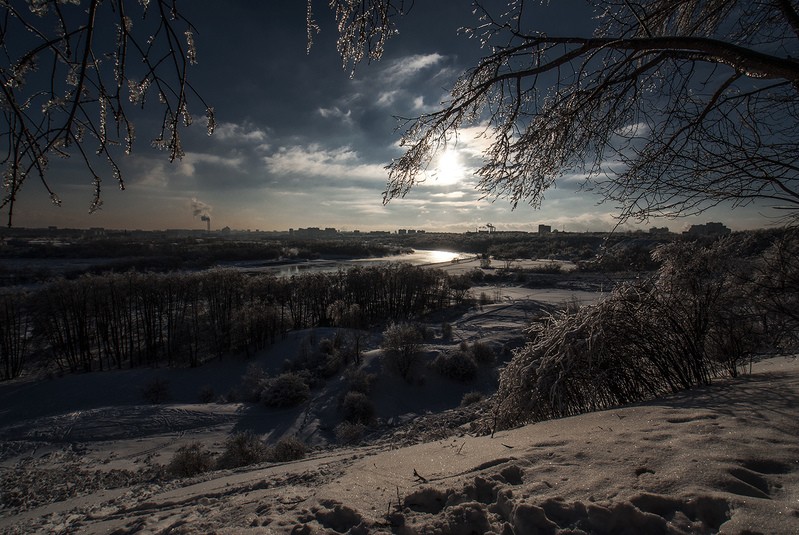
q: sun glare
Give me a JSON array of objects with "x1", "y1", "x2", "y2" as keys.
[{"x1": 432, "y1": 149, "x2": 466, "y2": 186}]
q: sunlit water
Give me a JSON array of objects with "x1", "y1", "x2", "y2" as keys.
[
  {"x1": 351, "y1": 249, "x2": 467, "y2": 265},
  {"x1": 227, "y1": 249, "x2": 473, "y2": 277}
]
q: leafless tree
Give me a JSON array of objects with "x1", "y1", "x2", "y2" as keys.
[
  {"x1": 748, "y1": 227, "x2": 799, "y2": 347},
  {"x1": 34, "y1": 276, "x2": 94, "y2": 372},
  {"x1": 0, "y1": 0, "x2": 212, "y2": 226},
  {"x1": 307, "y1": 0, "x2": 408, "y2": 74},
  {"x1": 200, "y1": 269, "x2": 245, "y2": 358},
  {"x1": 0, "y1": 291, "x2": 32, "y2": 379},
  {"x1": 492, "y1": 238, "x2": 761, "y2": 429},
  {"x1": 316, "y1": 0, "x2": 799, "y2": 223},
  {"x1": 380, "y1": 321, "x2": 422, "y2": 380}
]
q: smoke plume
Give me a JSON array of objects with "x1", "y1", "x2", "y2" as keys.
[
  {"x1": 191, "y1": 197, "x2": 212, "y2": 218},
  {"x1": 191, "y1": 197, "x2": 212, "y2": 231}
]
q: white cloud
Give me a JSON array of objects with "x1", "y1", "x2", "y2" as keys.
[
  {"x1": 318, "y1": 106, "x2": 353, "y2": 124},
  {"x1": 429, "y1": 191, "x2": 467, "y2": 199},
  {"x1": 214, "y1": 122, "x2": 268, "y2": 143},
  {"x1": 263, "y1": 145, "x2": 388, "y2": 181},
  {"x1": 615, "y1": 121, "x2": 651, "y2": 139},
  {"x1": 451, "y1": 125, "x2": 498, "y2": 157},
  {"x1": 177, "y1": 152, "x2": 245, "y2": 177},
  {"x1": 559, "y1": 171, "x2": 592, "y2": 184},
  {"x1": 377, "y1": 90, "x2": 400, "y2": 107},
  {"x1": 383, "y1": 53, "x2": 445, "y2": 84},
  {"x1": 130, "y1": 158, "x2": 171, "y2": 188},
  {"x1": 390, "y1": 123, "x2": 493, "y2": 161},
  {"x1": 542, "y1": 211, "x2": 623, "y2": 232}
]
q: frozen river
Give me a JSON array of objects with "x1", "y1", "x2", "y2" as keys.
[{"x1": 219, "y1": 249, "x2": 474, "y2": 277}]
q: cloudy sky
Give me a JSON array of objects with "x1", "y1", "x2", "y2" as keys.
[{"x1": 9, "y1": 1, "x2": 777, "y2": 232}]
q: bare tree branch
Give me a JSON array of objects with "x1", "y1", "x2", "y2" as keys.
[
  {"x1": 0, "y1": 0, "x2": 212, "y2": 226},
  {"x1": 317, "y1": 0, "x2": 799, "y2": 223}
]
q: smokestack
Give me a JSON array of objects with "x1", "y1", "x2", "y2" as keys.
[{"x1": 192, "y1": 198, "x2": 213, "y2": 232}]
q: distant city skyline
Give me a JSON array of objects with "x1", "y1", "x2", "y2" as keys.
[
  {"x1": 6, "y1": 220, "x2": 741, "y2": 239},
  {"x1": 5, "y1": 2, "x2": 784, "y2": 233}
]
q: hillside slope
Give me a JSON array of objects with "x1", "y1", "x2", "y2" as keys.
[{"x1": 1, "y1": 356, "x2": 796, "y2": 534}]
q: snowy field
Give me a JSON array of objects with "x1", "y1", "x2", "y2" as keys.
[{"x1": 0, "y1": 287, "x2": 797, "y2": 534}]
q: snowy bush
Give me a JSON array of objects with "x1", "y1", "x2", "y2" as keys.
[
  {"x1": 341, "y1": 391, "x2": 375, "y2": 425},
  {"x1": 469, "y1": 340, "x2": 495, "y2": 364},
  {"x1": 267, "y1": 436, "x2": 307, "y2": 462},
  {"x1": 441, "y1": 322, "x2": 453, "y2": 341},
  {"x1": 335, "y1": 421, "x2": 366, "y2": 444},
  {"x1": 381, "y1": 322, "x2": 423, "y2": 381},
  {"x1": 433, "y1": 350, "x2": 477, "y2": 382},
  {"x1": 168, "y1": 443, "x2": 214, "y2": 478},
  {"x1": 239, "y1": 363, "x2": 268, "y2": 403},
  {"x1": 321, "y1": 351, "x2": 346, "y2": 378},
  {"x1": 344, "y1": 369, "x2": 376, "y2": 395},
  {"x1": 216, "y1": 431, "x2": 268, "y2": 469},
  {"x1": 461, "y1": 391, "x2": 484, "y2": 406},
  {"x1": 261, "y1": 373, "x2": 310, "y2": 408},
  {"x1": 749, "y1": 228, "x2": 799, "y2": 352},
  {"x1": 493, "y1": 239, "x2": 762, "y2": 430}
]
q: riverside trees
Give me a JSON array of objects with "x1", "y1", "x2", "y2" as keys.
[
  {"x1": 3, "y1": 263, "x2": 453, "y2": 377},
  {"x1": 0, "y1": 292, "x2": 31, "y2": 379}
]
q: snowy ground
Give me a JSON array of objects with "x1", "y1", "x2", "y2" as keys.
[{"x1": 1, "y1": 286, "x2": 797, "y2": 534}]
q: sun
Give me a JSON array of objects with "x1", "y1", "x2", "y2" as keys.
[{"x1": 432, "y1": 148, "x2": 466, "y2": 186}]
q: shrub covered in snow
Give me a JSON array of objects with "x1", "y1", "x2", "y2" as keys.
[
  {"x1": 461, "y1": 391, "x2": 485, "y2": 406},
  {"x1": 239, "y1": 363, "x2": 268, "y2": 403},
  {"x1": 216, "y1": 431, "x2": 268, "y2": 469},
  {"x1": 494, "y1": 239, "x2": 767, "y2": 430},
  {"x1": 344, "y1": 369, "x2": 376, "y2": 395},
  {"x1": 335, "y1": 421, "x2": 366, "y2": 444},
  {"x1": 267, "y1": 436, "x2": 307, "y2": 462},
  {"x1": 441, "y1": 322, "x2": 453, "y2": 341},
  {"x1": 470, "y1": 340, "x2": 496, "y2": 364},
  {"x1": 167, "y1": 443, "x2": 214, "y2": 478},
  {"x1": 341, "y1": 391, "x2": 375, "y2": 425},
  {"x1": 261, "y1": 373, "x2": 311, "y2": 408},
  {"x1": 381, "y1": 322, "x2": 424, "y2": 381},
  {"x1": 433, "y1": 350, "x2": 477, "y2": 381}
]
